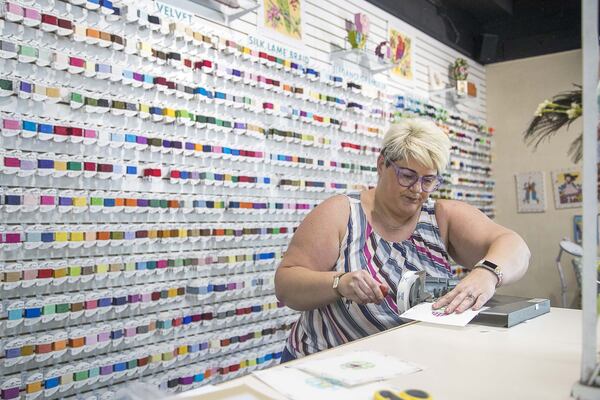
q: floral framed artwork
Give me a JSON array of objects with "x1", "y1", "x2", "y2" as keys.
[
  {"x1": 389, "y1": 28, "x2": 413, "y2": 80},
  {"x1": 552, "y1": 168, "x2": 583, "y2": 209},
  {"x1": 515, "y1": 171, "x2": 546, "y2": 213},
  {"x1": 260, "y1": 0, "x2": 303, "y2": 43},
  {"x1": 573, "y1": 214, "x2": 600, "y2": 244}
]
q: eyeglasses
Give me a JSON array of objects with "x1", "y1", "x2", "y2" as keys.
[{"x1": 386, "y1": 160, "x2": 442, "y2": 192}]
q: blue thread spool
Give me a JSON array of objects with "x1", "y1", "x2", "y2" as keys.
[
  {"x1": 97, "y1": 297, "x2": 112, "y2": 307},
  {"x1": 37, "y1": 159, "x2": 54, "y2": 169},
  {"x1": 104, "y1": 198, "x2": 115, "y2": 207},
  {"x1": 44, "y1": 377, "x2": 60, "y2": 389},
  {"x1": 111, "y1": 329, "x2": 123, "y2": 340},
  {"x1": 24, "y1": 307, "x2": 42, "y2": 318},
  {"x1": 112, "y1": 296, "x2": 126, "y2": 306},
  {"x1": 37, "y1": 123, "x2": 53, "y2": 135},
  {"x1": 5, "y1": 195, "x2": 21, "y2": 205},
  {"x1": 41, "y1": 232, "x2": 54, "y2": 242},
  {"x1": 5, "y1": 347, "x2": 20, "y2": 358},
  {"x1": 22, "y1": 120, "x2": 37, "y2": 133},
  {"x1": 113, "y1": 362, "x2": 126, "y2": 372}
]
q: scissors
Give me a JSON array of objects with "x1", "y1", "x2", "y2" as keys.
[{"x1": 374, "y1": 389, "x2": 432, "y2": 400}]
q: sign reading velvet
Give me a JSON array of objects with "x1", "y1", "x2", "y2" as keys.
[{"x1": 153, "y1": 1, "x2": 193, "y2": 23}]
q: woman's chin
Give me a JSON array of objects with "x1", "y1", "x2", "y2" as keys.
[{"x1": 400, "y1": 195, "x2": 422, "y2": 209}]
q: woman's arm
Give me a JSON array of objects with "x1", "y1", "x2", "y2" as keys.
[
  {"x1": 433, "y1": 200, "x2": 531, "y2": 313},
  {"x1": 275, "y1": 195, "x2": 349, "y2": 311},
  {"x1": 275, "y1": 195, "x2": 385, "y2": 311}
]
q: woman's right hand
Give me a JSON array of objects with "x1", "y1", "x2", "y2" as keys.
[{"x1": 337, "y1": 270, "x2": 388, "y2": 305}]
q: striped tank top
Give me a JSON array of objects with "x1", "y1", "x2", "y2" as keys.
[{"x1": 285, "y1": 193, "x2": 453, "y2": 358}]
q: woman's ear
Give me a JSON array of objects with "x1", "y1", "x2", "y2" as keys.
[{"x1": 377, "y1": 154, "x2": 385, "y2": 175}]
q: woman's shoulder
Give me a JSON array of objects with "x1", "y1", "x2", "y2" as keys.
[
  {"x1": 295, "y1": 194, "x2": 352, "y2": 250},
  {"x1": 313, "y1": 194, "x2": 352, "y2": 219},
  {"x1": 434, "y1": 199, "x2": 488, "y2": 230}
]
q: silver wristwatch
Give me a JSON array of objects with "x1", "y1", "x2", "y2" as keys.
[{"x1": 474, "y1": 259, "x2": 503, "y2": 287}]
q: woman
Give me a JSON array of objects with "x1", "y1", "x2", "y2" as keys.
[{"x1": 275, "y1": 118, "x2": 530, "y2": 362}]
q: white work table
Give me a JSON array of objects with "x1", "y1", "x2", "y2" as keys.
[{"x1": 184, "y1": 308, "x2": 592, "y2": 399}]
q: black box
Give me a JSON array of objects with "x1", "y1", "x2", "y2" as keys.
[{"x1": 471, "y1": 295, "x2": 551, "y2": 328}]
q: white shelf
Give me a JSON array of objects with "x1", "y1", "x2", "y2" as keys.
[
  {"x1": 330, "y1": 48, "x2": 398, "y2": 74},
  {"x1": 164, "y1": 0, "x2": 259, "y2": 25},
  {"x1": 428, "y1": 86, "x2": 477, "y2": 108}
]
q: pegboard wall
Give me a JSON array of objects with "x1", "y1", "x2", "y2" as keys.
[{"x1": 0, "y1": 0, "x2": 493, "y2": 399}]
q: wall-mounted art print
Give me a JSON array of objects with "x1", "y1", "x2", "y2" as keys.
[
  {"x1": 552, "y1": 168, "x2": 583, "y2": 209},
  {"x1": 389, "y1": 28, "x2": 413, "y2": 80},
  {"x1": 515, "y1": 171, "x2": 546, "y2": 213},
  {"x1": 260, "y1": 0, "x2": 303, "y2": 43},
  {"x1": 573, "y1": 214, "x2": 600, "y2": 244}
]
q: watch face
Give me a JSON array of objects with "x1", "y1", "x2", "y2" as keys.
[{"x1": 481, "y1": 259, "x2": 498, "y2": 271}]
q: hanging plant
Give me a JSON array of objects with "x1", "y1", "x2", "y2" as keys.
[
  {"x1": 450, "y1": 58, "x2": 469, "y2": 81},
  {"x1": 523, "y1": 85, "x2": 583, "y2": 162}
]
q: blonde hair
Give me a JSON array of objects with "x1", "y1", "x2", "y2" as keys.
[{"x1": 381, "y1": 118, "x2": 451, "y2": 172}]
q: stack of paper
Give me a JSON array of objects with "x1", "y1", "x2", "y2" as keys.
[
  {"x1": 293, "y1": 351, "x2": 421, "y2": 386},
  {"x1": 253, "y1": 368, "x2": 386, "y2": 400},
  {"x1": 253, "y1": 351, "x2": 422, "y2": 400}
]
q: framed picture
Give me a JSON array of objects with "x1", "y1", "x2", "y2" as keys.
[
  {"x1": 515, "y1": 171, "x2": 546, "y2": 213},
  {"x1": 573, "y1": 214, "x2": 600, "y2": 244},
  {"x1": 389, "y1": 27, "x2": 413, "y2": 81},
  {"x1": 258, "y1": 0, "x2": 305, "y2": 46},
  {"x1": 573, "y1": 215, "x2": 582, "y2": 243},
  {"x1": 552, "y1": 168, "x2": 583, "y2": 209}
]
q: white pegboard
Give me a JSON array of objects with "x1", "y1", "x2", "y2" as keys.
[{"x1": 0, "y1": 0, "x2": 493, "y2": 396}]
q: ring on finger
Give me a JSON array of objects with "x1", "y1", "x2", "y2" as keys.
[{"x1": 466, "y1": 293, "x2": 476, "y2": 301}]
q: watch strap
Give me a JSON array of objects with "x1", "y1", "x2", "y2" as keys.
[
  {"x1": 474, "y1": 259, "x2": 503, "y2": 287},
  {"x1": 332, "y1": 272, "x2": 347, "y2": 297}
]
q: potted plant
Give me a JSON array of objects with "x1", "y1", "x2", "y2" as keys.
[{"x1": 345, "y1": 13, "x2": 369, "y2": 50}]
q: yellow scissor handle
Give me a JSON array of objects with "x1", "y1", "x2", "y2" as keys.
[
  {"x1": 374, "y1": 390, "x2": 403, "y2": 400},
  {"x1": 374, "y1": 389, "x2": 432, "y2": 400}
]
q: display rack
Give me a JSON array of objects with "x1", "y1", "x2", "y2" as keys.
[
  {"x1": 330, "y1": 48, "x2": 398, "y2": 74},
  {"x1": 428, "y1": 86, "x2": 478, "y2": 109},
  {"x1": 0, "y1": 0, "x2": 493, "y2": 398}
]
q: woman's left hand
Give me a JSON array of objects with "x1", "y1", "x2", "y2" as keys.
[{"x1": 432, "y1": 268, "x2": 497, "y2": 314}]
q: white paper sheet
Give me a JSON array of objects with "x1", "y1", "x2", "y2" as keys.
[
  {"x1": 253, "y1": 367, "x2": 397, "y2": 400},
  {"x1": 400, "y1": 302, "x2": 488, "y2": 326},
  {"x1": 291, "y1": 351, "x2": 422, "y2": 387}
]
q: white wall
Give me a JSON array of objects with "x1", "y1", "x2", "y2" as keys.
[
  {"x1": 193, "y1": 0, "x2": 488, "y2": 121},
  {"x1": 487, "y1": 49, "x2": 583, "y2": 307}
]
